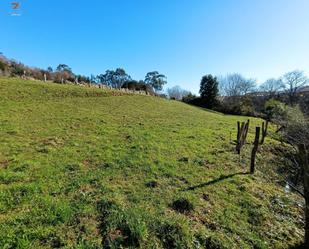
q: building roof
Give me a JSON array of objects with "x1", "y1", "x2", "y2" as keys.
[{"x1": 297, "y1": 86, "x2": 309, "y2": 93}]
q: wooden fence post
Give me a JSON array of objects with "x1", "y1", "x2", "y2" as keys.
[
  {"x1": 250, "y1": 127, "x2": 260, "y2": 174},
  {"x1": 244, "y1": 119, "x2": 250, "y2": 140},
  {"x1": 260, "y1": 120, "x2": 268, "y2": 145},
  {"x1": 236, "y1": 122, "x2": 244, "y2": 154},
  {"x1": 236, "y1": 120, "x2": 250, "y2": 154},
  {"x1": 237, "y1": 121, "x2": 241, "y2": 141}
]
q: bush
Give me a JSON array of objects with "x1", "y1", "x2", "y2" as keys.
[
  {"x1": 0, "y1": 61, "x2": 7, "y2": 72},
  {"x1": 239, "y1": 96, "x2": 255, "y2": 116},
  {"x1": 216, "y1": 96, "x2": 255, "y2": 116},
  {"x1": 121, "y1": 80, "x2": 155, "y2": 95},
  {"x1": 264, "y1": 99, "x2": 286, "y2": 121},
  {"x1": 182, "y1": 92, "x2": 197, "y2": 103},
  {"x1": 187, "y1": 97, "x2": 206, "y2": 107},
  {"x1": 10, "y1": 62, "x2": 25, "y2": 77}
]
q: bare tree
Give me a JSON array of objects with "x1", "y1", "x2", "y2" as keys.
[
  {"x1": 259, "y1": 78, "x2": 284, "y2": 97},
  {"x1": 240, "y1": 78, "x2": 256, "y2": 95},
  {"x1": 219, "y1": 73, "x2": 256, "y2": 96},
  {"x1": 283, "y1": 70, "x2": 308, "y2": 105},
  {"x1": 167, "y1": 85, "x2": 190, "y2": 100}
]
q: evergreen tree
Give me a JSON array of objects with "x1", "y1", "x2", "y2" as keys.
[{"x1": 199, "y1": 74, "x2": 219, "y2": 108}]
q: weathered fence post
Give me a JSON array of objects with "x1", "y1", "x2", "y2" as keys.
[
  {"x1": 260, "y1": 120, "x2": 268, "y2": 145},
  {"x1": 236, "y1": 120, "x2": 250, "y2": 154},
  {"x1": 236, "y1": 122, "x2": 244, "y2": 154},
  {"x1": 250, "y1": 127, "x2": 260, "y2": 174},
  {"x1": 237, "y1": 121, "x2": 241, "y2": 141},
  {"x1": 244, "y1": 119, "x2": 250, "y2": 140}
]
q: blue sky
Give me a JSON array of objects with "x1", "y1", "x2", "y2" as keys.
[{"x1": 1, "y1": 0, "x2": 309, "y2": 93}]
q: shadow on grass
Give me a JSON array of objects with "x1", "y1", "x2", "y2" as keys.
[
  {"x1": 185, "y1": 102, "x2": 253, "y2": 117},
  {"x1": 184, "y1": 172, "x2": 250, "y2": 191},
  {"x1": 187, "y1": 104, "x2": 226, "y2": 116}
]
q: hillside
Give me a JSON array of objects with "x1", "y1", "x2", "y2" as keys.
[{"x1": 0, "y1": 77, "x2": 304, "y2": 248}]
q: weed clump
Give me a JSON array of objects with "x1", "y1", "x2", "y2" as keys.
[
  {"x1": 64, "y1": 163, "x2": 82, "y2": 172},
  {"x1": 239, "y1": 199, "x2": 265, "y2": 226},
  {"x1": 196, "y1": 233, "x2": 226, "y2": 249},
  {"x1": 171, "y1": 197, "x2": 194, "y2": 214},
  {"x1": 155, "y1": 219, "x2": 193, "y2": 249},
  {"x1": 202, "y1": 193, "x2": 210, "y2": 201},
  {"x1": 178, "y1": 157, "x2": 189, "y2": 163},
  {"x1": 145, "y1": 180, "x2": 158, "y2": 188},
  {"x1": 97, "y1": 200, "x2": 148, "y2": 248}
]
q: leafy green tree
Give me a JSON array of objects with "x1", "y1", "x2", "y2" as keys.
[
  {"x1": 97, "y1": 68, "x2": 131, "y2": 88},
  {"x1": 56, "y1": 64, "x2": 72, "y2": 73},
  {"x1": 199, "y1": 74, "x2": 219, "y2": 108},
  {"x1": 145, "y1": 71, "x2": 167, "y2": 92},
  {"x1": 55, "y1": 64, "x2": 73, "y2": 83},
  {"x1": 121, "y1": 80, "x2": 154, "y2": 95}
]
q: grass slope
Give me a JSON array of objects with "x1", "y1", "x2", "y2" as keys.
[{"x1": 0, "y1": 78, "x2": 304, "y2": 248}]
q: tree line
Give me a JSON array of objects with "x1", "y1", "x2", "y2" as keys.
[
  {"x1": 0, "y1": 53, "x2": 167, "y2": 95},
  {"x1": 167, "y1": 71, "x2": 309, "y2": 116}
]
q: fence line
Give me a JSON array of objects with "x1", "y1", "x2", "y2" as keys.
[{"x1": 74, "y1": 82, "x2": 151, "y2": 96}]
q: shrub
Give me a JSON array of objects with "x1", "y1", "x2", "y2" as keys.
[
  {"x1": 0, "y1": 60, "x2": 7, "y2": 72},
  {"x1": 182, "y1": 92, "x2": 197, "y2": 103},
  {"x1": 212, "y1": 95, "x2": 256, "y2": 116},
  {"x1": 121, "y1": 80, "x2": 155, "y2": 95},
  {"x1": 264, "y1": 99, "x2": 286, "y2": 121},
  {"x1": 10, "y1": 62, "x2": 25, "y2": 77},
  {"x1": 239, "y1": 96, "x2": 255, "y2": 116},
  {"x1": 145, "y1": 180, "x2": 158, "y2": 188}
]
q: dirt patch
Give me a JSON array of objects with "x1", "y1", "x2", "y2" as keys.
[{"x1": 0, "y1": 160, "x2": 10, "y2": 169}]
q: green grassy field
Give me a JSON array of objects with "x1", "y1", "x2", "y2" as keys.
[{"x1": 0, "y1": 77, "x2": 304, "y2": 248}]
